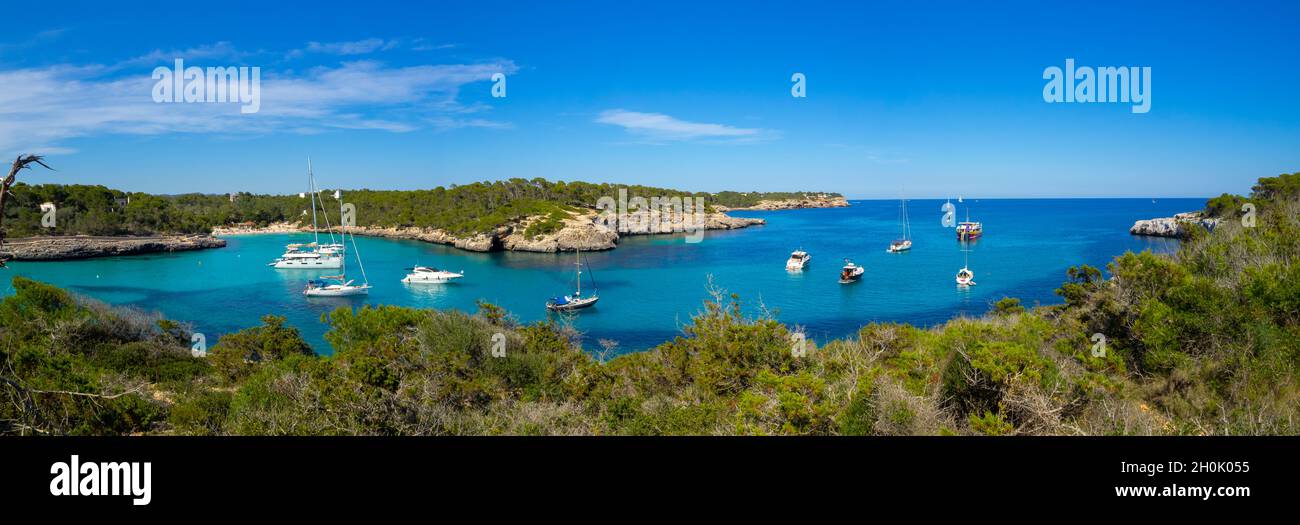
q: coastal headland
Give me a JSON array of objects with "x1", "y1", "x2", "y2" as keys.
[
  {"x1": 213, "y1": 194, "x2": 849, "y2": 253},
  {"x1": 0, "y1": 235, "x2": 226, "y2": 261},
  {"x1": 5, "y1": 181, "x2": 846, "y2": 258},
  {"x1": 1130, "y1": 211, "x2": 1221, "y2": 238}
]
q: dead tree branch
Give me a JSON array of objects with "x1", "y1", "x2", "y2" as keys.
[{"x1": 0, "y1": 154, "x2": 54, "y2": 268}]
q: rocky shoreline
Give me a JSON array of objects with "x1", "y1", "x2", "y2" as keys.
[
  {"x1": 221, "y1": 210, "x2": 767, "y2": 253},
  {"x1": 208, "y1": 196, "x2": 857, "y2": 253},
  {"x1": 1, "y1": 235, "x2": 227, "y2": 261},
  {"x1": 210, "y1": 222, "x2": 302, "y2": 235},
  {"x1": 715, "y1": 195, "x2": 849, "y2": 211},
  {"x1": 1130, "y1": 211, "x2": 1221, "y2": 238}
]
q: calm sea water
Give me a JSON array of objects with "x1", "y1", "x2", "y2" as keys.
[{"x1": 2, "y1": 199, "x2": 1193, "y2": 355}]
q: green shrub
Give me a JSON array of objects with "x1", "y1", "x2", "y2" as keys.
[
  {"x1": 993, "y1": 297, "x2": 1024, "y2": 315},
  {"x1": 942, "y1": 341, "x2": 1054, "y2": 420}
]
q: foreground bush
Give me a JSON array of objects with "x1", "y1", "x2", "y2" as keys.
[{"x1": 3, "y1": 173, "x2": 1298, "y2": 436}]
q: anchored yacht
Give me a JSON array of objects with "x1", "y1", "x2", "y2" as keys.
[
  {"x1": 785, "y1": 250, "x2": 811, "y2": 271},
  {"x1": 401, "y1": 266, "x2": 464, "y2": 284},
  {"x1": 839, "y1": 259, "x2": 865, "y2": 284}
]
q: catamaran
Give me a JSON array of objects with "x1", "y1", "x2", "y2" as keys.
[
  {"x1": 304, "y1": 189, "x2": 370, "y2": 297},
  {"x1": 839, "y1": 259, "x2": 865, "y2": 284},
  {"x1": 271, "y1": 159, "x2": 343, "y2": 269},
  {"x1": 888, "y1": 195, "x2": 913, "y2": 253},
  {"x1": 546, "y1": 248, "x2": 599, "y2": 311},
  {"x1": 401, "y1": 266, "x2": 464, "y2": 284},
  {"x1": 785, "y1": 249, "x2": 811, "y2": 271}
]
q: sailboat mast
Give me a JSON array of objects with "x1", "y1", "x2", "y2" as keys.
[
  {"x1": 901, "y1": 193, "x2": 910, "y2": 240},
  {"x1": 905, "y1": 198, "x2": 911, "y2": 240},
  {"x1": 340, "y1": 191, "x2": 367, "y2": 285},
  {"x1": 308, "y1": 158, "x2": 319, "y2": 245},
  {"x1": 318, "y1": 187, "x2": 338, "y2": 248},
  {"x1": 575, "y1": 248, "x2": 582, "y2": 295}
]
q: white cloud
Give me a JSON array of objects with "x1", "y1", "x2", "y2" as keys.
[
  {"x1": 410, "y1": 38, "x2": 458, "y2": 51},
  {"x1": 0, "y1": 51, "x2": 519, "y2": 155},
  {"x1": 0, "y1": 27, "x2": 69, "y2": 55},
  {"x1": 290, "y1": 38, "x2": 398, "y2": 58},
  {"x1": 595, "y1": 109, "x2": 768, "y2": 143},
  {"x1": 118, "y1": 41, "x2": 243, "y2": 68}
]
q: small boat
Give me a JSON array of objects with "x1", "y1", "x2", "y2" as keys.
[
  {"x1": 839, "y1": 259, "x2": 864, "y2": 284},
  {"x1": 888, "y1": 193, "x2": 913, "y2": 253},
  {"x1": 956, "y1": 240, "x2": 976, "y2": 286},
  {"x1": 785, "y1": 250, "x2": 811, "y2": 271},
  {"x1": 547, "y1": 248, "x2": 599, "y2": 311},
  {"x1": 547, "y1": 293, "x2": 599, "y2": 311},
  {"x1": 956, "y1": 222, "x2": 982, "y2": 241},
  {"x1": 956, "y1": 267, "x2": 975, "y2": 286},
  {"x1": 402, "y1": 266, "x2": 464, "y2": 284},
  {"x1": 956, "y1": 207, "x2": 982, "y2": 241}
]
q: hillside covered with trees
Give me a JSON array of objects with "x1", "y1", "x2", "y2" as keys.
[
  {"x1": 1, "y1": 179, "x2": 841, "y2": 238},
  {"x1": 1, "y1": 174, "x2": 1295, "y2": 436}
]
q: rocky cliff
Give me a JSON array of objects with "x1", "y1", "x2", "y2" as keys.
[
  {"x1": 1, "y1": 235, "x2": 227, "y2": 261},
  {"x1": 1130, "y1": 212, "x2": 1221, "y2": 238}
]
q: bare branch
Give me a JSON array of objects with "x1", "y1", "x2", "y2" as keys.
[{"x1": 0, "y1": 154, "x2": 56, "y2": 267}]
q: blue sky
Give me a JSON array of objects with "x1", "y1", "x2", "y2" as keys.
[{"x1": 2, "y1": 0, "x2": 1297, "y2": 198}]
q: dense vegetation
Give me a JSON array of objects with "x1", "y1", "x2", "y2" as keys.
[
  {"x1": 2, "y1": 174, "x2": 1294, "y2": 436},
  {"x1": 1203, "y1": 172, "x2": 1299, "y2": 219},
  {"x1": 2, "y1": 180, "x2": 840, "y2": 238},
  {"x1": 709, "y1": 191, "x2": 840, "y2": 208}
]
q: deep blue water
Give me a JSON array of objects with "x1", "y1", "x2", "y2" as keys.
[{"x1": 2, "y1": 198, "x2": 1193, "y2": 355}]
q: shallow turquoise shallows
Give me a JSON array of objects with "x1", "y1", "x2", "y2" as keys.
[{"x1": 2, "y1": 198, "x2": 1192, "y2": 355}]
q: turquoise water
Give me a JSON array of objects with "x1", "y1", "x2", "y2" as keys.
[{"x1": 2, "y1": 198, "x2": 1192, "y2": 355}]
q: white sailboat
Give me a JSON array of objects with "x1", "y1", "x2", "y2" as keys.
[
  {"x1": 546, "y1": 248, "x2": 599, "y2": 311},
  {"x1": 888, "y1": 194, "x2": 912, "y2": 253},
  {"x1": 271, "y1": 159, "x2": 343, "y2": 269},
  {"x1": 956, "y1": 242, "x2": 976, "y2": 286},
  {"x1": 304, "y1": 189, "x2": 370, "y2": 297}
]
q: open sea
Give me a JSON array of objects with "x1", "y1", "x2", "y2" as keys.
[{"x1": 1, "y1": 198, "x2": 1195, "y2": 355}]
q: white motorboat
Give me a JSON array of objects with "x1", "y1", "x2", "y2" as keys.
[
  {"x1": 401, "y1": 266, "x2": 464, "y2": 284},
  {"x1": 546, "y1": 248, "x2": 599, "y2": 311},
  {"x1": 839, "y1": 259, "x2": 864, "y2": 284},
  {"x1": 785, "y1": 250, "x2": 811, "y2": 271}
]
